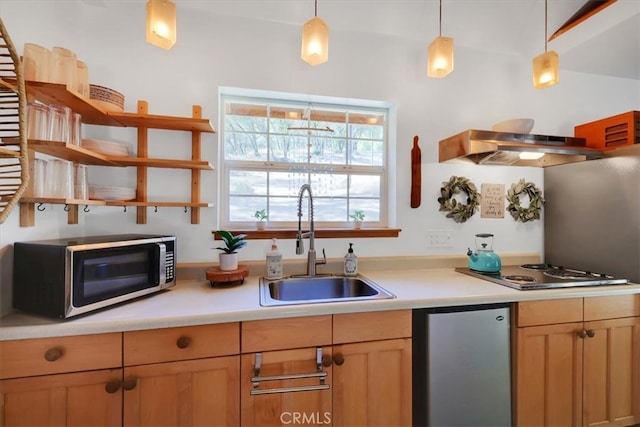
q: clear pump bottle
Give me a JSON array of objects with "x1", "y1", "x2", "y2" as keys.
[
  {"x1": 266, "y1": 238, "x2": 283, "y2": 279},
  {"x1": 344, "y1": 242, "x2": 358, "y2": 276}
]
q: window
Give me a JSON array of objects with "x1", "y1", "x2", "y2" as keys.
[{"x1": 219, "y1": 87, "x2": 393, "y2": 230}]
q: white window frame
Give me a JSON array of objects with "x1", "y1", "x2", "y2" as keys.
[{"x1": 218, "y1": 86, "x2": 396, "y2": 230}]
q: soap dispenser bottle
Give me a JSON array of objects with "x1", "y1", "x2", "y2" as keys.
[
  {"x1": 344, "y1": 243, "x2": 358, "y2": 276},
  {"x1": 266, "y1": 238, "x2": 283, "y2": 279}
]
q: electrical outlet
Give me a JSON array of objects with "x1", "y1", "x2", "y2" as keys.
[{"x1": 427, "y1": 230, "x2": 453, "y2": 248}]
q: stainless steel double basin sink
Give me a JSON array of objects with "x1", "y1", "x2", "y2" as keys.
[{"x1": 259, "y1": 275, "x2": 395, "y2": 306}]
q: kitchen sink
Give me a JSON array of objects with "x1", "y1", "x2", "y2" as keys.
[{"x1": 259, "y1": 275, "x2": 395, "y2": 306}]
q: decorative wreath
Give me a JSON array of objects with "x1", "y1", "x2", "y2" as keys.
[
  {"x1": 506, "y1": 179, "x2": 545, "y2": 222},
  {"x1": 437, "y1": 176, "x2": 480, "y2": 223}
]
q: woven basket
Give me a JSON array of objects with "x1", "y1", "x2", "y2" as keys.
[{"x1": 89, "y1": 84, "x2": 125, "y2": 112}]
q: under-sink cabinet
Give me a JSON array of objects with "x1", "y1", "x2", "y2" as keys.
[
  {"x1": 18, "y1": 81, "x2": 215, "y2": 227},
  {"x1": 514, "y1": 295, "x2": 640, "y2": 427},
  {"x1": 240, "y1": 310, "x2": 412, "y2": 426}
]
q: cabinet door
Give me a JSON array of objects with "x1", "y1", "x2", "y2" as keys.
[
  {"x1": 0, "y1": 369, "x2": 122, "y2": 427},
  {"x1": 241, "y1": 347, "x2": 332, "y2": 427},
  {"x1": 332, "y1": 338, "x2": 411, "y2": 427},
  {"x1": 516, "y1": 322, "x2": 584, "y2": 427},
  {"x1": 583, "y1": 316, "x2": 640, "y2": 427},
  {"x1": 123, "y1": 356, "x2": 239, "y2": 427}
]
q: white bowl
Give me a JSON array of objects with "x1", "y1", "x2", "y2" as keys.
[{"x1": 491, "y1": 118, "x2": 535, "y2": 134}]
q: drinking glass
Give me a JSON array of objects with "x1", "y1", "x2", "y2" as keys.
[
  {"x1": 74, "y1": 164, "x2": 88, "y2": 200},
  {"x1": 22, "y1": 43, "x2": 50, "y2": 82},
  {"x1": 45, "y1": 159, "x2": 73, "y2": 199},
  {"x1": 48, "y1": 104, "x2": 71, "y2": 143},
  {"x1": 76, "y1": 60, "x2": 90, "y2": 98},
  {"x1": 26, "y1": 158, "x2": 47, "y2": 198},
  {"x1": 70, "y1": 113, "x2": 82, "y2": 146},
  {"x1": 26, "y1": 102, "x2": 50, "y2": 140},
  {"x1": 50, "y1": 46, "x2": 77, "y2": 90}
]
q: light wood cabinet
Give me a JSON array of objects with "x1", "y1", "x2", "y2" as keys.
[
  {"x1": 240, "y1": 310, "x2": 412, "y2": 426},
  {"x1": 0, "y1": 332, "x2": 123, "y2": 426},
  {"x1": 18, "y1": 81, "x2": 215, "y2": 227},
  {"x1": 515, "y1": 295, "x2": 640, "y2": 427},
  {"x1": 122, "y1": 323, "x2": 241, "y2": 427},
  {"x1": 0, "y1": 369, "x2": 123, "y2": 427}
]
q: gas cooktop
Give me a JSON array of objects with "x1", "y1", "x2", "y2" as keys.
[{"x1": 456, "y1": 264, "x2": 629, "y2": 290}]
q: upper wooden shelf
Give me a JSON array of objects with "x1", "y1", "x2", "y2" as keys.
[
  {"x1": 23, "y1": 140, "x2": 215, "y2": 170},
  {"x1": 28, "y1": 140, "x2": 121, "y2": 166},
  {"x1": 23, "y1": 81, "x2": 216, "y2": 133}
]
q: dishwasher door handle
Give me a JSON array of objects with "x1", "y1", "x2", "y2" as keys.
[{"x1": 250, "y1": 347, "x2": 330, "y2": 395}]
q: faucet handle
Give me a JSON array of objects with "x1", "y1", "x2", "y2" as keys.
[{"x1": 316, "y1": 248, "x2": 327, "y2": 265}]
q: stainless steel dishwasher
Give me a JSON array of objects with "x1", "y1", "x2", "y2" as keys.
[{"x1": 412, "y1": 304, "x2": 512, "y2": 427}]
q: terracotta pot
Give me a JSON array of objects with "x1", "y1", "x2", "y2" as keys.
[
  {"x1": 353, "y1": 220, "x2": 362, "y2": 229},
  {"x1": 219, "y1": 253, "x2": 239, "y2": 271},
  {"x1": 256, "y1": 221, "x2": 266, "y2": 230}
]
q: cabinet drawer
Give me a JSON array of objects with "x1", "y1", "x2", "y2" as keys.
[
  {"x1": 516, "y1": 298, "x2": 583, "y2": 327},
  {"x1": 242, "y1": 315, "x2": 332, "y2": 353},
  {"x1": 124, "y1": 323, "x2": 239, "y2": 366},
  {"x1": 584, "y1": 294, "x2": 640, "y2": 321},
  {"x1": 0, "y1": 333, "x2": 122, "y2": 379},
  {"x1": 333, "y1": 310, "x2": 412, "y2": 344}
]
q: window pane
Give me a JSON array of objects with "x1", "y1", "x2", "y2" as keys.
[
  {"x1": 350, "y1": 175, "x2": 380, "y2": 197},
  {"x1": 229, "y1": 196, "x2": 267, "y2": 221},
  {"x1": 221, "y1": 92, "x2": 389, "y2": 228},
  {"x1": 349, "y1": 199, "x2": 380, "y2": 221},
  {"x1": 230, "y1": 170, "x2": 266, "y2": 195}
]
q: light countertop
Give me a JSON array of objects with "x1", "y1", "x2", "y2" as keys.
[{"x1": 2, "y1": 255, "x2": 639, "y2": 341}]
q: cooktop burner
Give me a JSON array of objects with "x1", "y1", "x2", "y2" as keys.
[{"x1": 456, "y1": 264, "x2": 629, "y2": 290}]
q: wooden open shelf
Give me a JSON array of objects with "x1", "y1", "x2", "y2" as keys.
[
  {"x1": 18, "y1": 93, "x2": 216, "y2": 227},
  {"x1": 23, "y1": 80, "x2": 216, "y2": 132}
]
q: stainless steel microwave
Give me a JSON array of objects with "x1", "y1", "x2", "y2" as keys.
[{"x1": 13, "y1": 234, "x2": 176, "y2": 319}]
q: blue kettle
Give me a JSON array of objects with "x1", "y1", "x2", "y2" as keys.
[{"x1": 467, "y1": 233, "x2": 502, "y2": 273}]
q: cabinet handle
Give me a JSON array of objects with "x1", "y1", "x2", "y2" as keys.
[
  {"x1": 577, "y1": 330, "x2": 587, "y2": 339},
  {"x1": 123, "y1": 377, "x2": 138, "y2": 391},
  {"x1": 586, "y1": 329, "x2": 596, "y2": 338},
  {"x1": 104, "y1": 380, "x2": 122, "y2": 394},
  {"x1": 250, "y1": 347, "x2": 330, "y2": 395},
  {"x1": 176, "y1": 336, "x2": 191, "y2": 349},
  {"x1": 321, "y1": 355, "x2": 332, "y2": 367},
  {"x1": 333, "y1": 353, "x2": 345, "y2": 366},
  {"x1": 44, "y1": 347, "x2": 64, "y2": 362}
]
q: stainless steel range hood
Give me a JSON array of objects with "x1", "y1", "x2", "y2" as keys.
[{"x1": 439, "y1": 130, "x2": 605, "y2": 167}]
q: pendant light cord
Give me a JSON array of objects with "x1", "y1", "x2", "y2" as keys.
[
  {"x1": 544, "y1": 0, "x2": 548, "y2": 53},
  {"x1": 439, "y1": 0, "x2": 442, "y2": 37},
  {"x1": 315, "y1": 0, "x2": 318, "y2": 17}
]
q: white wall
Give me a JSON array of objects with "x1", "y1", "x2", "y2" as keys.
[{"x1": 0, "y1": 1, "x2": 638, "y2": 270}]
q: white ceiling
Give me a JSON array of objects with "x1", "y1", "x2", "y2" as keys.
[{"x1": 169, "y1": 0, "x2": 639, "y2": 80}]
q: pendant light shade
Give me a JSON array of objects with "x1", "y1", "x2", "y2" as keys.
[
  {"x1": 301, "y1": 0, "x2": 329, "y2": 66},
  {"x1": 533, "y1": 0, "x2": 559, "y2": 88},
  {"x1": 427, "y1": 0, "x2": 454, "y2": 78},
  {"x1": 533, "y1": 50, "x2": 559, "y2": 88},
  {"x1": 427, "y1": 36, "x2": 454, "y2": 78},
  {"x1": 146, "y1": 0, "x2": 176, "y2": 50}
]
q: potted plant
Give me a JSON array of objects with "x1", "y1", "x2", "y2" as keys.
[
  {"x1": 215, "y1": 230, "x2": 247, "y2": 271},
  {"x1": 349, "y1": 210, "x2": 366, "y2": 229},
  {"x1": 254, "y1": 209, "x2": 268, "y2": 230}
]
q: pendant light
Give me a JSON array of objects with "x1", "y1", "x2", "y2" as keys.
[
  {"x1": 532, "y1": 0, "x2": 559, "y2": 88},
  {"x1": 301, "y1": 0, "x2": 329, "y2": 66},
  {"x1": 146, "y1": 0, "x2": 176, "y2": 50},
  {"x1": 427, "y1": 0, "x2": 454, "y2": 78}
]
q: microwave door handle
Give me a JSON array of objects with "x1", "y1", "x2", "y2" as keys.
[{"x1": 156, "y1": 243, "x2": 167, "y2": 285}]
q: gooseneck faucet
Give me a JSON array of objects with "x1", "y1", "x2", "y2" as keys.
[{"x1": 296, "y1": 184, "x2": 326, "y2": 276}]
